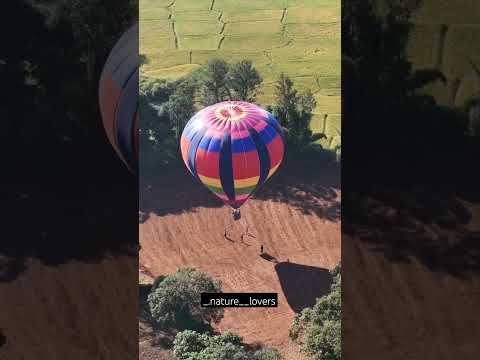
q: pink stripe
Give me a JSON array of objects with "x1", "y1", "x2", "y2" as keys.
[
  {"x1": 216, "y1": 194, "x2": 229, "y2": 201},
  {"x1": 235, "y1": 194, "x2": 250, "y2": 201},
  {"x1": 253, "y1": 120, "x2": 268, "y2": 132},
  {"x1": 231, "y1": 129, "x2": 250, "y2": 139}
]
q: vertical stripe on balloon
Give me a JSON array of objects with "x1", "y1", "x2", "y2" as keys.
[
  {"x1": 219, "y1": 134, "x2": 236, "y2": 204},
  {"x1": 115, "y1": 69, "x2": 138, "y2": 169},
  {"x1": 187, "y1": 127, "x2": 207, "y2": 179},
  {"x1": 248, "y1": 127, "x2": 271, "y2": 191}
]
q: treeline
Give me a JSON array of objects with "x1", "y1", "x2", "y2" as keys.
[
  {"x1": 139, "y1": 58, "x2": 335, "y2": 175},
  {"x1": 342, "y1": 0, "x2": 479, "y2": 185},
  {"x1": 141, "y1": 265, "x2": 341, "y2": 360}
]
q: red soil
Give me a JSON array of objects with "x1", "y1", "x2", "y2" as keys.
[
  {"x1": 0, "y1": 256, "x2": 138, "y2": 360},
  {"x1": 139, "y1": 168, "x2": 341, "y2": 353}
]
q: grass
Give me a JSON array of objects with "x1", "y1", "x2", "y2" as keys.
[
  {"x1": 406, "y1": 24, "x2": 443, "y2": 70},
  {"x1": 176, "y1": 21, "x2": 223, "y2": 35},
  {"x1": 442, "y1": 25, "x2": 480, "y2": 80},
  {"x1": 405, "y1": 1, "x2": 480, "y2": 109},
  {"x1": 412, "y1": 0, "x2": 480, "y2": 25},
  {"x1": 139, "y1": 0, "x2": 341, "y2": 148},
  {"x1": 222, "y1": 9, "x2": 284, "y2": 22},
  {"x1": 178, "y1": 34, "x2": 222, "y2": 50},
  {"x1": 224, "y1": 21, "x2": 283, "y2": 35},
  {"x1": 213, "y1": 0, "x2": 286, "y2": 11}
]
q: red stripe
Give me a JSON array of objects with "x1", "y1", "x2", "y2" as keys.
[
  {"x1": 232, "y1": 150, "x2": 260, "y2": 180},
  {"x1": 266, "y1": 135, "x2": 284, "y2": 169},
  {"x1": 180, "y1": 136, "x2": 191, "y2": 171},
  {"x1": 195, "y1": 148, "x2": 220, "y2": 178}
]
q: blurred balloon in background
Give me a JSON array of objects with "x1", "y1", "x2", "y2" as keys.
[{"x1": 99, "y1": 23, "x2": 139, "y2": 172}]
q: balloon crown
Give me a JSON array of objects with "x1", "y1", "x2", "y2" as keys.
[{"x1": 214, "y1": 101, "x2": 248, "y2": 122}]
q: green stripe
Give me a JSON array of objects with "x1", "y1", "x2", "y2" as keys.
[
  {"x1": 235, "y1": 185, "x2": 257, "y2": 195},
  {"x1": 206, "y1": 184, "x2": 225, "y2": 195},
  {"x1": 206, "y1": 184, "x2": 257, "y2": 196}
]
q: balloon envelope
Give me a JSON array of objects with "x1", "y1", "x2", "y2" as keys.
[
  {"x1": 99, "y1": 23, "x2": 139, "y2": 171},
  {"x1": 180, "y1": 101, "x2": 285, "y2": 208}
]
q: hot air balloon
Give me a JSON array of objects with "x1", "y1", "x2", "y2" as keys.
[
  {"x1": 180, "y1": 101, "x2": 285, "y2": 210},
  {"x1": 99, "y1": 23, "x2": 139, "y2": 172}
]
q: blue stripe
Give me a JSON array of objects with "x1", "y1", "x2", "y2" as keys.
[
  {"x1": 248, "y1": 127, "x2": 271, "y2": 191},
  {"x1": 232, "y1": 136, "x2": 257, "y2": 153},
  {"x1": 219, "y1": 134, "x2": 235, "y2": 204},
  {"x1": 183, "y1": 118, "x2": 202, "y2": 141},
  {"x1": 115, "y1": 68, "x2": 138, "y2": 169},
  {"x1": 187, "y1": 127, "x2": 207, "y2": 178},
  {"x1": 198, "y1": 136, "x2": 222, "y2": 152},
  {"x1": 258, "y1": 124, "x2": 278, "y2": 145},
  {"x1": 104, "y1": 24, "x2": 138, "y2": 75},
  {"x1": 265, "y1": 113, "x2": 285, "y2": 142}
]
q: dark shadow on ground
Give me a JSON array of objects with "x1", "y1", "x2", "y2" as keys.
[
  {"x1": 275, "y1": 262, "x2": 332, "y2": 313},
  {"x1": 344, "y1": 185, "x2": 480, "y2": 278},
  {"x1": 140, "y1": 152, "x2": 340, "y2": 222},
  {"x1": 260, "y1": 252, "x2": 279, "y2": 263},
  {"x1": 1, "y1": 142, "x2": 138, "y2": 283},
  {"x1": 0, "y1": 329, "x2": 6, "y2": 348}
]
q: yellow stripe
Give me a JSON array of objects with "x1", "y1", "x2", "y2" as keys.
[
  {"x1": 268, "y1": 163, "x2": 280, "y2": 178},
  {"x1": 234, "y1": 176, "x2": 259, "y2": 188},
  {"x1": 198, "y1": 174, "x2": 221, "y2": 187}
]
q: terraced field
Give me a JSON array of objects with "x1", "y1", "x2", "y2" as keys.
[
  {"x1": 406, "y1": 0, "x2": 480, "y2": 107},
  {"x1": 140, "y1": 0, "x2": 341, "y2": 148}
]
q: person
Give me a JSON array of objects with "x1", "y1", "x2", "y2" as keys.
[
  {"x1": 232, "y1": 208, "x2": 241, "y2": 221},
  {"x1": 260, "y1": 245, "x2": 264, "y2": 254}
]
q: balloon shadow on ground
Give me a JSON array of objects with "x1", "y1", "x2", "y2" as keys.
[
  {"x1": 139, "y1": 158, "x2": 340, "y2": 223},
  {"x1": 275, "y1": 262, "x2": 332, "y2": 313}
]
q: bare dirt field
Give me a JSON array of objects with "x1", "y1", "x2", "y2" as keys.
[
  {"x1": 139, "y1": 165, "x2": 341, "y2": 354},
  {"x1": 343, "y1": 189, "x2": 480, "y2": 360},
  {"x1": 0, "y1": 256, "x2": 138, "y2": 360}
]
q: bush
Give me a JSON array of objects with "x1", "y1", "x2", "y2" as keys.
[
  {"x1": 174, "y1": 330, "x2": 248, "y2": 360},
  {"x1": 174, "y1": 331, "x2": 282, "y2": 360},
  {"x1": 148, "y1": 268, "x2": 224, "y2": 331},
  {"x1": 252, "y1": 347, "x2": 282, "y2": 360}
]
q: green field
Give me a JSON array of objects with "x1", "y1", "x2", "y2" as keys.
[{"x1": 140, "y1": 0, "x2": 341, "y2": 147}]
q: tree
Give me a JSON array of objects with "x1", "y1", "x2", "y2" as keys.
[
  {"x1": 342, "y1": 0, "x2": 468, "y2": 171},
  {"x1": 148, "y1": 268, "x2": 224, "y2": 331},
  {"x1": 290, "y1": 263, "x2": 341, "y2": 360},
  {"x1": 304, "y1": 320, "x2": 340, "y2": 360},
  {"x1": 173, "y1": 330, "x2": 245, "y2": 360},
  {"x1": 139, "y1": 75, "x2": 176, "y2": 170},
  {"x1": 165, "y1": 78, "x2": 198, "y2": 141},
  {"x1": 252, "y1": 347, "x2": 282, "y2": 360},
  {"x1": 271, "y1": 73, "x2": 325, "y2": 153},
  {"x1": 174, "y1": 330, "x2": 282, "y2": 360},
  {"x1": 198, "y1": 58, "x2": 231, "y2": 106},
  {"x1": 227, "y1": 60, "x2": 263, "y2": 102}
]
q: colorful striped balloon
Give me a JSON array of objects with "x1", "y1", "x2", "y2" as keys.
[
  {"x1": 99, "y1": 23, "x2": 139, "y2": 172},
  {"x1": 180, "y1": 101, "x2": 285, "y2": 209}
]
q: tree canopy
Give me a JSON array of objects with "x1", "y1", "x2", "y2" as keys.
[
  {"x1": 147, "y1": 268, "x2": 224, "y2": 331},
  {"x1": 289, "y1": 263, "x2": 341, "y2": 360},
  {"x1": 174, "y1": 330, "x2": 282, "y2": 360}
]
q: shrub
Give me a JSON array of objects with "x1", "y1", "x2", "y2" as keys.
[
  {"x1": 148, "y1": 268, "x2": 223, "y2": 331},
  {"x1": 174, "y1": 330, "x2": 282, "y2": 360},
  {"x1": 290, "y1": 263, "x2": 341, "y2": 360}
]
